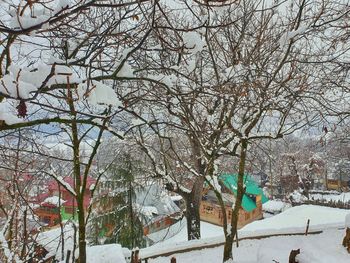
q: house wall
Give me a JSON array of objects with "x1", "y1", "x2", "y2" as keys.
[
  {"x1": 327, "y1": 179, "x2": 349, "y2": 191},
  {"x1": 143, "y1": 216, "x2": 176, "y2": 236},
  {"x1": 35, "y1": 207, "x2": 60, "y2": 226},
  {"x1": 200, "y1": 195, "x2": 263, "y2": 228},
  {"x1": 61, "y1": 206, "x2": 77, "y2": 221}
]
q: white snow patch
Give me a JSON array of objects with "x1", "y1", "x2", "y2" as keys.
[
  {"x1": 345, "y1": 213, "x2": 350, "y2": 228},
  {"x1": 242, "y1": 205, "x2": 349, "y2": 234},
  {"x1": 77, "y1": 81, "x2": 122, "y2": 107},
  {"x1": 279, "y1": 26, "x2": 308, "y2": 46},
  {"x1": 262, "y1": 200, "x2": 291, "y2": 214},
  {"x1": 183, "y1": 31, "x2": 205, "y2": 53},
  {"x1": 0, "y1": 100, "x2": 22, "y2": 125},
  {"x1": 86, "y1": 244, "x2": 126, "y2": 263},
  {"x1": 139, "y1": 206, "x2": 158, "y2": 218},
  {"x1": 42, "y1": 196, "x2": 66, "y2": 206}
]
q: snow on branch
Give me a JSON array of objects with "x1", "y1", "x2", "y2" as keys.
[
  {"x1": 47, "y1": 167, "x2": 77, "y2": 196},
  {"x1": 0, "y1": 63, "x2": 81, "y2": 101}
]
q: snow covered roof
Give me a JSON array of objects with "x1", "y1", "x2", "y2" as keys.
[
  {"x1": 220, "y1": 174, "x2": 269, "y2": 212},
  {"x1": 139, "y1": 206, "x2": 158, "y2": 218},
  {"x1": 170, "y1": 195, "x2": 183, "y2": 202},
  {"x1": 263, "y1": 200, "x2": 290, "y2": 214},
  {"x1": 41, "y1": 196, "x2": 65, "y2": 206},
  {"x1": 136, "y1": 184, "x2": 181, "y2": 222},
  {"x1": 48, "y1": 176, "x2": 96, "y2": 192}
]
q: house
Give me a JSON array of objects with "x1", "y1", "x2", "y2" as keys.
[
  {"x1": 136, "y1": 184, "x2": 182, "y2": 236},
  {"x1": 34, "y1": 176, "x2": 96, "y2": 226},
  {"x1": 91, "y1": 182, "x2": 182, "y2": 244},
  {"x1": 326, "y1": 179, "x2": 350, "y2": 191},
  {"x1": 200, "y1": 174, "x2": 268, "y2": 228}
]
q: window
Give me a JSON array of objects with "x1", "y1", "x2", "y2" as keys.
[
  {"x1": 247, "y1": 194, "x2": 256, "y2": 203},
  {"x1": 204, "y1": 205, "x2": 214, "y2": 214}
]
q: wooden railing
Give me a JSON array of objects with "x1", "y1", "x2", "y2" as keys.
[{"x1": 137, "y1": 228, "x2": 323, "y2": 262}]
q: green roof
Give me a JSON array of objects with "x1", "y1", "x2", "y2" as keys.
[{"x1": 219, "y1": 174, "x2": 269, "y2": 212}]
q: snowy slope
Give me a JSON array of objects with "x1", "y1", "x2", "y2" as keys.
[
  {"x1": 86, "y1": 244, "x2": 126, "y2": 263},
  {"x1": 38, "y1": 205, "x2": 350, "y2": 262},
  {"x1": 149, "y1": 229, "x2": 349, "y2": 263},
  {"x1": 149, "y1": 219, "x2": 223, "y2": 247},
  {"x1": 141, "y1": 205, "x2": 350, "y2": 261},
  {"x1": 242, "y1": 205, "x2": 349, "y2": 234},
  {"x1": 147, "y1": 204, "x2": 348, "y2": 249}
]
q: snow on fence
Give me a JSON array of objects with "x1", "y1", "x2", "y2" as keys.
[
  {"x1": 139, "y1": 225, "x2": 324, "y2": 262},
  {"x1": 291, "y1": 199, "x2": 350, "y2": 210},
  {"x1": 290, "y1": 191, "x2": 350, "y2": 209}
]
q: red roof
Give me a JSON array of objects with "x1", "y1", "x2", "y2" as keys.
[
  {"x1": 48, "y1": 176, "x2": 96, "y2": 192},
  {"x1": 40, "y1": 202, "x2": 58, "y2": 208},
  {"x1": 31, "y1": 176, "x2": 95, "y2": 211}
]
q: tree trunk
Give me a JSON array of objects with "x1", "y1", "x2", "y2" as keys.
[
  {"x1": 184, "y1": 176, "x2": 204, "y2": 240},
  {"x1": 77, "y1": 197, "x2": 86, "y2": 263},
  {"x1": 67, "y1": 82, "x2": 87, "y2": 263},
  {"x1": 223, "y1": 139, "x2": 248, "y2": 262}
]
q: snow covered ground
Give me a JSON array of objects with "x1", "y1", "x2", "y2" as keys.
[
  {"x1": 38, "y1": 205, "x2": 350, "y2": 262},
  {"x1": 86, "y1": 244, "x2": 126, "y2": 263},
  {"x1": 149, "y1": 219, "x2": 223, "y2": 247},
  {"x1": 242, "y1": 205, "x2": 349, "y2": 234},
  {"x1": 142, "y1": 205, "x2": 350, "y2": 263},
  {"x1": 38, "y1": 223, "x2": 128, "y2": 263},
  {"x1": 149, "y1": 229, "x2": 349, "y2": 263},
  {"x1": 146, "y1": 205, "x2": 349, "y2": 250},
  {"x1": 37, "y1": 223, "x2": 75, "y2": 260}
]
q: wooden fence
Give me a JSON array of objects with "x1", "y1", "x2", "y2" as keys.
[{"x1": 137, "y1": 228, "x2": 323, "y2": 262}]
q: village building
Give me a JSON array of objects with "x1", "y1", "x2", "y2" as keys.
[
  {"x1": 136, "y1": 184, "x2": 182, "y2": 236},
  {"x1": 200, "y1": 174, "x2": 268, "y2": 228},
  {"x1": 91, "y1": 182, "x2": 182, "y2": 245},
  {"x1": 34, "y1": 176, "x2": 96, "y2": 226}
]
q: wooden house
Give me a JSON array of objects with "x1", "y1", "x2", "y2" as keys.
[
  {"x1": 200, "y1": 174, "x2": 268, "y2": 228},
  {"x1": 327, "y1": 178, "x2": 350, "y2": 191},
  {"x1": 34, "y1": 176, "x2": 96, "y2": 226},
  {"x1": 91, "y1": 182, "x2": 182, "y2": 243}
]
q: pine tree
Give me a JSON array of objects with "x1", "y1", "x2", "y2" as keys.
[{"x1": 88, "y1": 153, "x2": 146, "y2": 249}]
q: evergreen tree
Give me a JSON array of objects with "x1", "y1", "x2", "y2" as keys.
[{"x1": 88, "y1": 153, "x2": 146, "y2": 249}]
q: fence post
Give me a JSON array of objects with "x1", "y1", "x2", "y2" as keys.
[
  {"x1": 305, "y1": 219, "x2": 310, "y2": 236},
  {"x1": 135, "y1": 249, "x2": 140, "y2": 263},
  {"x1": 66, "y1": 250, "x2": 71, "y2": 263},
  {"x1": 131, "y1": 249, "x2": 140, "y2": 263}
]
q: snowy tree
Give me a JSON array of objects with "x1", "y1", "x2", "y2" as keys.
[
  {"x1": 88, "y1": 153, "x2": 146, "y2": 249},
  {"x1": 126, "y1": 1, "x2": 350, "y2": 261},
  {"x1": 0, "y1": 1, "x2": 160, "y2": 262},
  {"x1": 0, "y1": 129, "x2": 48, "y2": 262}
]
